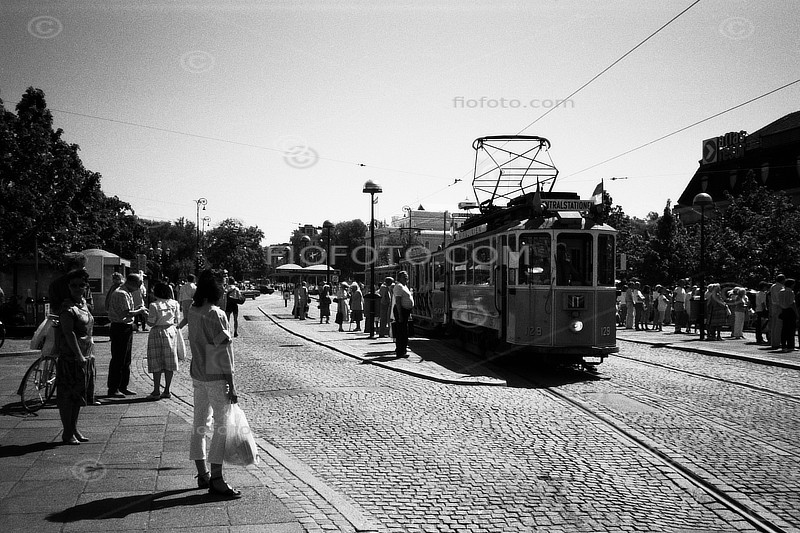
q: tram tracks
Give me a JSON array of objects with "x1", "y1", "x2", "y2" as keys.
[
  {"x1": 614, "y1": 342, "x2": 800, "y2": 405},
  {"x1": 497, "y1": 364, "x2": 797, "y2": 533}
]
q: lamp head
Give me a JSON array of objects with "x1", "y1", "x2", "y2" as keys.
[
  {"x1": 363, "y1": 180, "x2": 382, "y2": 194},
  {"x1": 693, "y1": 192, "x2": 713, "y2": 207},
  {"x1": 323, "y1": 220, "x2": 333, "y2": 229}
]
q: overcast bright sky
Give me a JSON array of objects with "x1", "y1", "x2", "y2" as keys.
[{"x1": 2, "y1": 0, "x2": 798, "y2": 243}]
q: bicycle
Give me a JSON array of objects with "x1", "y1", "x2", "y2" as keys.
[{"x1": 18, "y1": 354, "x2": 57, "y2": 412}]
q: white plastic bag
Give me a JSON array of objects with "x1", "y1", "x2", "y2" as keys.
[
  {"x1": 31, "y1": 317, "x2": 58, "y2": 355},
  {"x1": 223, "y1": 403, "x2": 259, "y2": 466}
]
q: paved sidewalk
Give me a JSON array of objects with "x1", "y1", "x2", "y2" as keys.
[
  {"x1": 257, "y1": 298, "x2": 506, "y2": 387},
  {"x1": 616, "y1": 326, "x2": 800, "y2": 370},
  {"x1": 0, "y1": 336, "x2": 307, "y2": 533}
]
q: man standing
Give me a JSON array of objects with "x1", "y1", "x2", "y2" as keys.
[
  {"x1": 392, "y1": 271, "x2": 414, "y2": 358},
  {"x1": 673, "y1": 280, "x2": 687, "y2": 334},
  {"x1": 106, "y1": 273, "x2": 148, "y2": 397},
  {"x1": 770, "y1": 274, "x2": 786, "y2": 349},
  {"x1": 178, "y1": 273, "x2": 197, "y2": 322},
  {"x1": 378, "y1": 276, "x2": 394, "y2": 338}
]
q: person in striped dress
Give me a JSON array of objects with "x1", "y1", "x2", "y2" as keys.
[{"x1": 146, "y1": 282, "x2": 184, "y2": 400}]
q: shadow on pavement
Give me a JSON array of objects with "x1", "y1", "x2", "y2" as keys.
[
  {"x1": 0, "y1": 441, "x2": 61, "y2": 457},
  {"x1": 47, "y1": 489, "x2": 203, "y2": 522}
]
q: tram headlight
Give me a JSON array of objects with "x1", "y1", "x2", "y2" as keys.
[{"x1": 568, "y1": 319, "x2": 584, "y2": 333}]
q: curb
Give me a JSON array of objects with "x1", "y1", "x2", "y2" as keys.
[{"x1": 617, "y1": 336, "x2": 800, "y2": 370}]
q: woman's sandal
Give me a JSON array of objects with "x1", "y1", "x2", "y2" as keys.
[
  {"x1": 196, "y1": 472, "x2": 211, "y2": 489},
  {"x1": 208, "y1": 476, "x2": 242, "y2": 498}
]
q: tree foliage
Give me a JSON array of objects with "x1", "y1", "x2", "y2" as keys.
[
  {"x1": 204, "y1": 219, "x2": 267, "y2": 281},
  {"x1": 0, "y1": 88, "x2": 143, "y2": 270}
]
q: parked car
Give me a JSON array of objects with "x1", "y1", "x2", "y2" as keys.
[
  {"x1": 259, "y1": 285, "x2": 275, "y2": 295},
  {"x1": 241, "y1": 287, "x2": 261, "y2": 299}
]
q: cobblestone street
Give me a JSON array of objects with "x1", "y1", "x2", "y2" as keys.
[{"x1": 134, "y1": 295, "x2": 800, "y2": 532}]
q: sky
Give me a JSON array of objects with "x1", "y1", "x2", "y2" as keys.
[{"x1": 2, "y1": 0, "x2": 798, "y2": 245}]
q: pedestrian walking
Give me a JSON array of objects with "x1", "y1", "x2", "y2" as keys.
[
  {"x1": 106, "y1": 272, "x2": 148, "y2": 397},
  {"x1": 146, "y1": 282, "x2": 184, "y2": 400},
  {"x1": 225, "y1": 277, "x2": 245, "y2": 336},
  {"x1": 282, "y1": 286, "x2": 291, "y2": 307},
  {"x1": 187, "y1": 269, "x2": 242, "y2": 499},
  {"x1": 654, "y1": 287, "x2": 668, "y2": 331},
  {"x1": 673, "y1": 280, "x2": 688, "y2": 334},
  {"x1": 392, "y1": 270, "x2": 414, "y2": 357},
  {"x1": 53, "y1": 268, "x2": 96, "y2": 445}
]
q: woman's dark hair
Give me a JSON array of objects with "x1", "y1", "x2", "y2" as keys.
[
  {"x1": 64, "y1": 268, "x2": 90, "y2": 283},
  {"x1": 192, "y1": 269, "x2": 222, "y2": 306},
  {"x1": 153, "y1": 282, "x2": 172, "y2": 300}
]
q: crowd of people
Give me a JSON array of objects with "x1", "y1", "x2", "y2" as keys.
[
  {"x1": 280, "y1": 272, "x2": 414, "y2": 358},
  {"x1": 617, "y1": 274, "x2": 800, "y2": 352}
]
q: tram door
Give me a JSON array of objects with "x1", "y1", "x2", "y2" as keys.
[{"x1": 505, "y1": 232, "x2": 554, "y2": 345}]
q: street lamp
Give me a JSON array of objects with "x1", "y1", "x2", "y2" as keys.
[
  {"x1": 693, "y1": 192, "x2": 713, "y2": 341},
  {"x1": 363, "y1": 180, "x2": 382, "y2": 338},
  {"x1": 202, "y1": 216, "x2": 212, "y2": 234},
  {"x1": 323, "y1": 220, "x2": 334, "y2": 286},
  {"x1": 195, "y1": 198, "x2": 207, "y2": 274}
]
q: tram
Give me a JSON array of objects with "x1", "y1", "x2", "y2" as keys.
[{"x1": 400, "y1": 135, "x2": 618, "y2": 367}]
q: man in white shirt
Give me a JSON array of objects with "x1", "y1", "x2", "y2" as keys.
[
  {"x1": 178, "y1": 274, "x2": 197, "y2": 322},
  {"x1": 392, "y1": 271, "x2": 414, "y2": 358},
  {"x1": 769, "y1": 274, "x2": 786, "y2": 349}
]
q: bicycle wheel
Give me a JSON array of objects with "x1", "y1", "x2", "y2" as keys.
[{"x1": 20, "y1": 356, "x2": 57, "y2": 412}]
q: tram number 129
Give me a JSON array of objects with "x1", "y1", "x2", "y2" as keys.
[
  {"x1": 528, "y1": 327, "x2": 543, "y2": 336},
  {"x1": 600, "y1": 326, "x2": 611, "y2": 336}
]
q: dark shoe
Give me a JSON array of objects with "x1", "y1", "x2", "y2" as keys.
[
  {"x1": 107, "y1": 390, "x2": 125, "y2": 398},
  {"x1": 209, "y1": 477, "x2": 242, "y2": 499},
  {"x1": 74, "y1": 431, "x2": 89, "y2": 442},
  {"x1": 62, "y1": 436, "x2": 80, "y2": 445},
  {"x1": 234, "y1": 332, "x2": 239, "y2": 337},
  {"x1": 120, "y1": 389, "x2": 137, "y2": 396},
  {"x1": 196, "y1": 472, "x2": 211, "y2": 489},
  {"x1": 396, "y1": 352, "x2": 408, "y2": 358}
]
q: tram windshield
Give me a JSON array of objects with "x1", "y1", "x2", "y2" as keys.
[
  {"x1": 517, "y1": 233, "x2": 551, "y2": 285},
  {"x1": 556, "y1": 233, "x2": 592, "y2": 286},
  {"x1": 598, "y1": 234, "x2": 615, "y2": 287}
]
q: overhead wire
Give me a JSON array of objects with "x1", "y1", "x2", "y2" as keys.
[{"x1": 566, "y1": 77, "x2": 800, "y2": 177}]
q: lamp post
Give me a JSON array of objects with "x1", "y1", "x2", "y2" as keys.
[
  {"x1": 202, "y1": 216, "x2": 212, "y2": 235},
  {"x1": 363, "y1": 180, "x2": 382, "y2": 338},
  {"x1": 194, "y1": 198, "x2": 207, "y2": 274},
  {"x1": 323, "y1": 220, "x2": 334, "y2": 286},
  {"x1": 693, "y1": 192, "x2": 713, "y2": 341}
]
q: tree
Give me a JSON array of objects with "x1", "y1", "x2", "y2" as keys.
[
  {"x1": 331, "y1": 219, "x2": 367, "y2": 281},
  {"x1": 0, "y1": 88, "x2": 143, "y2": 271},
  {"x1": 204, "y1": 219, "x2": 266, "y2": 281}
]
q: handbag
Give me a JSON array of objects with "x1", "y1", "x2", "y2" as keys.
[
  {"x1": 223, "y1": 403, "x2": 260, "y2": 466},
  {"x1": 175, "y1": 327, "x2": 186, "y2": 362}
]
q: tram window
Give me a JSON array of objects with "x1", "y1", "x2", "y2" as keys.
[
  {"x1": 473, "y1": 239, "x2": 493, "y2": 285},
  {"x1": 598, "y1": 234, "x2": 615, "y2": 286},
  {"x1": 452, "y1": 246, "x2": 467, "y2": 284},
  {"x1": 433, "y1": 259, "x2": 445, "y2": 289},
  {"x1": 517, "y1": 233, "x2": 551, "y2": 285},
  {"x1": 465, "y1": 243, "x2": 473, "y2": 285},
  {"x1": 556, "y1": 234, "x2": 592, "y2": 286}
]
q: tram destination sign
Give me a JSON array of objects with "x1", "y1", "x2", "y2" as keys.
[{"x1": 543, "y1": 199, "x2": 594, "y2": 211}]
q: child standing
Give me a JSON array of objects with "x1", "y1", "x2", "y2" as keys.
[{"x1": 146, "y1": 282, "x2": 185, "y2": 400}]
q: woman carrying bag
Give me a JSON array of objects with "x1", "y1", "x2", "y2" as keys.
[{"x1": 182, "y1": 269, "x2": 242, "y2": 499}]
